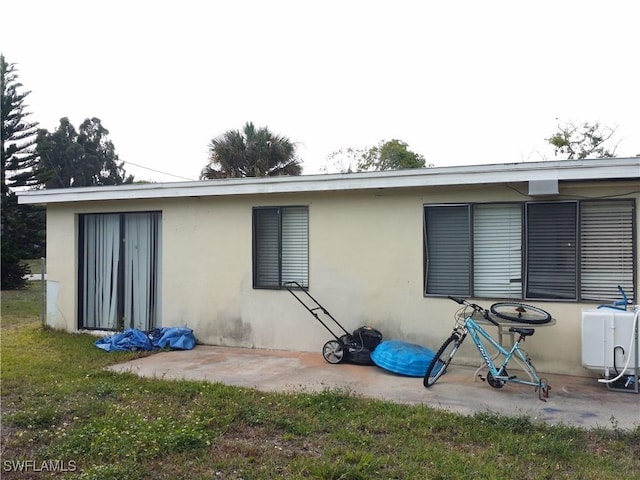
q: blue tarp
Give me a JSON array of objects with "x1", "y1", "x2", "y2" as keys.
[
  {"x1": 371, "y1": 340, "x2": 438, "y2": 377},
  {"x1": 95, "y1": 327, "x2": 197, "y2": 352}
]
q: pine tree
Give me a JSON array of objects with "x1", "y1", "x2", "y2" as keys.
[
  {"x1": 1, "y1": 54, "x2": 43, "y2": 289},
  {"x1": 1, "y1": 55, "x2": 39, "y2": 190}
]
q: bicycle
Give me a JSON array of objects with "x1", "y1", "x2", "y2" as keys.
[{"x1": 423, "y1": 296, "x2": 552, "y2": 401}]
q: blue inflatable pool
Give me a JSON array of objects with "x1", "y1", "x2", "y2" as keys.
[{"x1": 371, "y1": 340, "x2": 437, "y2": 377}]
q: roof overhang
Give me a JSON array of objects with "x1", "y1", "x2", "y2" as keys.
[{"x1": 17, "y1": 157, "x2": 640, "y2": 205}]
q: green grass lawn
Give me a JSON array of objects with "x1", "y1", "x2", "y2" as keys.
[{"x1": 1, "y1": 284, "x2": 639, "y2": 479}]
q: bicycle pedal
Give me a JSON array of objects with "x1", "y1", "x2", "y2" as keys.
[{"x1": 477, "y1": 374, "x2": 486, "y2": 382}]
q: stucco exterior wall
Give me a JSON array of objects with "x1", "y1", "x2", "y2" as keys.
[
  {"x1": 45, "y1": 206, "x2": 77, "y2": 331},
  {"x1": 44, "y1": 179, "x2": 639, "y2": 377}
]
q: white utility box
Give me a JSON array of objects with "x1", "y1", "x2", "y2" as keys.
[{"x1": 581, "y1": 309, "x2": 639, "y2": 375}]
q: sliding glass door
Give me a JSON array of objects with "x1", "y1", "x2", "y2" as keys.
[{"x1": 79, "y1": 212, "x2": 162, "y2": 330}]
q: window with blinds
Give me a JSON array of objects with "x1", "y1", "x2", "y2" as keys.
[
  {"x1": 580, "y1": 200, "x2": 635, "y2": 301},
  {"x1": 526, "y1": 202, "x2": 577, "y2": 300},
  {"x1": 253, "y1": 206, "x2": 309, "y2": 289},
  {"x1": 424, "y1": 205, "x2": 470, "y2": 295},
  {"x1": 424, "y1": 200, "x2": 636, "y2": 302},
  {"x1": 474, "y1": 204, "x2": 522, "y2": 298}
]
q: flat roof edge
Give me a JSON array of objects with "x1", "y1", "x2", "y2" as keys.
[{"x1": 17, "y1": 157, "x2": 640, "y2": 205}]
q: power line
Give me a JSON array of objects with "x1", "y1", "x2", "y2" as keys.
[{"x1": 121, "y1": 160, "x2": 196, "y2": 181}]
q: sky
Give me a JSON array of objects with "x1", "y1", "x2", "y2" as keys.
[{"x1": 1, "y1": 0, "x2": 639, "y2": 182}]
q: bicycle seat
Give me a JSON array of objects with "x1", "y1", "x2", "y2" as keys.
[{"x1": 509, "y1": 327, "x2": 535, "y2": 337}]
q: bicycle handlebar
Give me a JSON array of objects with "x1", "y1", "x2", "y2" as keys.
[
  {"x1": 448, "y1": 295, "x2": 482, "y2": 311},
  {"x1": 447, "y1": 296, "x2": 498, "y2": 325}
]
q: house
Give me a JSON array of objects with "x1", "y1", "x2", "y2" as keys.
[{"x1": 18, "y1": 157, "x2": 640, "y2": 376}]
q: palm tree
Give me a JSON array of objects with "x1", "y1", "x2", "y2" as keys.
[{"x1": 201, "y1": 122, "x2": 302, "y2": 179}]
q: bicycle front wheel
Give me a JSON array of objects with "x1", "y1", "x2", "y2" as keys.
[
  {"x1": 490, "y1": 302, "x2": 552, "y2": 324},
  {"x1": 423, "y1": 333, "x2": 462, "y2": 388}
]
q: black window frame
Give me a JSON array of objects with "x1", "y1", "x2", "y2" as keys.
[
  {"x1": 78, "y1": 210, "x2": 162, "y2": 330},
  {"x1": 252, "y1": 205, "x2": 309, "y2": 289},
  {"x1": 423, "y1": 199, "x2": 636, "y2": 302}
]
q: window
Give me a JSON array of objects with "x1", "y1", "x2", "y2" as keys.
[
  {"x1": 581, "y1": 201, "x2": 636, "y2": 301},
  {"x1": 526, "y1": 202, "x2": 577, "y2": 299},
  {"x1": 424, "y1": 200, "x2": 635, "y2": 301},
  {"x1": 424, "y1": 205, "x2": 470, "y2": 295},
  {"x1": 79, "y1": 212, "x2": 162, "y2": 330},
  {"x1": 253, "y1": 206, "x2": 308, "y2": 288},
  {"x1": 474, "y1": 204, "x2": 522, "y2": 298}
]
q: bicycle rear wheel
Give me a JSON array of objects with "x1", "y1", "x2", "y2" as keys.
[
  {"x1": 490, "y1": 302, "x2": 552, "y2": 324},
  {"x1": 423, "y1": 333, "x2": 462, "y2": 388}
]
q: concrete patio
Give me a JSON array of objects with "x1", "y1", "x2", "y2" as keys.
[{"x1": 107, "y1": 345, "x2": 640, "y2": 430}]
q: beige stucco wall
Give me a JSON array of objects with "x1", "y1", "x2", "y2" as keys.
[{"x1": 44, "y1": 179, "x2": 639, "y2": 377}]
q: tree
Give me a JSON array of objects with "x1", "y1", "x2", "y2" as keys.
[
  {"x1": 1, "y1": 54, "x2": 42, "y2": 289},
  {"x1": 1, "y1": 55, "x2": 39, "y2": 191},
  {"x1": 34, "y1": 117, "x2": 134, "y2": 188},
  {"x1": 201, "y1": 122, "x2": 302, "y2": 179},
  {"x1": 323, "y1": 139, "x2": 427, "y2": 173},
  {"x1": 358, "y1": 139, "x2": 427, "y2": 171},
  {"x1": 547, "y1": 121, "x2": 618, "y2": 159},
  {"x1": 321, "y1": 147, "x2": 361, "y2": 174}
]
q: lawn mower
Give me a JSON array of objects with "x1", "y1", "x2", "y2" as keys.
[{"x1": 284, "y1": 282, "x2": 383, "y2": 365}]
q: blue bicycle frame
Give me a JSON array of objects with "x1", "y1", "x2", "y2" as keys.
[{"x1": 461, "y1": 316, "x2": 549, "y2": 397}]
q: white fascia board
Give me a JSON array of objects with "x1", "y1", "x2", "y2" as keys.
[{"x1": 17, "y1": 157, "x2": 640, "y2": 205}]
